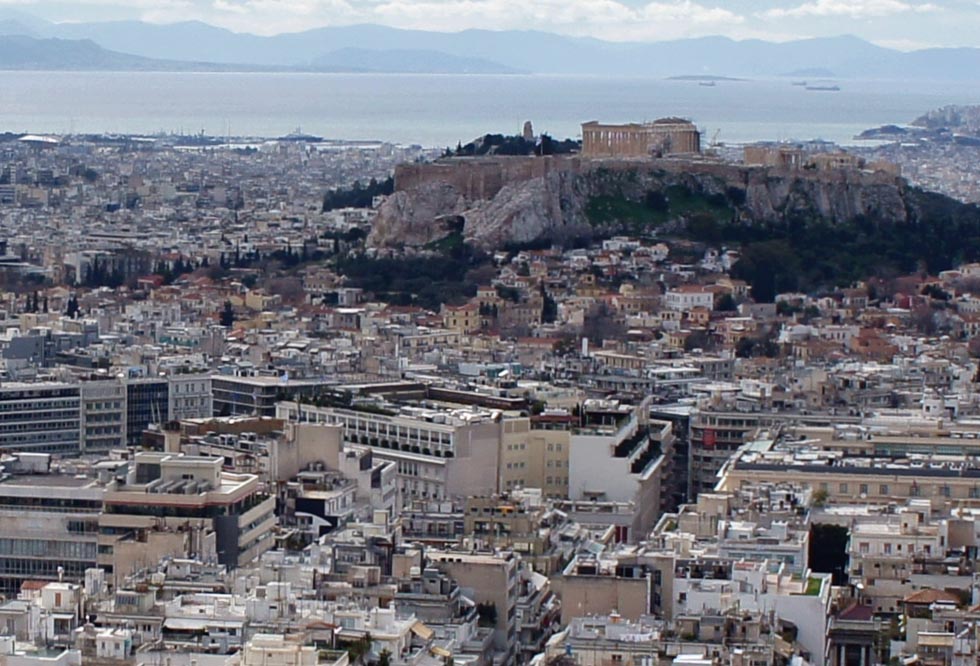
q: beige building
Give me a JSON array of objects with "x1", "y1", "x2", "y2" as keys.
[
  {"x1": 582, "y1": 119, "x2": 701, "y2": 158},
  {"x1": 241, "y1": 634, "x2": 350, "y2": 666},
  {"x1": 441, "y1": 303, "x2": 482, "y2": 333},
  {"x1": 555, "y1": 553, "x2": 652, "y2": 623},
  {"x1": 464, "y1": 491, "x2": 568, "y2": 574},
  {"x1": 278, "y1": 401, "x2": 503, "y2": 503},
  {"x1": 428, "y1": 549, "x2": 519, "y2": 664},
  {"x1": 717, "y1": 442, "x2": 980, "y2": 509},
  {"x1": 499, "y1": 416, "x2": 571, "y2": 498},
  {"x1": 99, "y1": 452, "x2": 276, "y2": 586}
]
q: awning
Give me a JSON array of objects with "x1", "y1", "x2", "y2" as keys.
[{"x1": 411, "y1": 621, "x2": 434, "y2": 640}]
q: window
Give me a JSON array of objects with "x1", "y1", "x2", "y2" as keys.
[
  {"x1": 880, "y1": 484, "x2": 890, "y2": 495},
  {"x1": 859, "y1": 542, "x2": 869, "y2": 554},
  {"x1": 839, "y1": 483, "x2": 848, "y2": 493},
  {"x1": 859, "y1": 484, "x2": 868, "y2": 495}
]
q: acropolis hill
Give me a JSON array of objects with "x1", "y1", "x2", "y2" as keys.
[{"x1": 369, "y1": 152, "x2": 911, "y2": 251}]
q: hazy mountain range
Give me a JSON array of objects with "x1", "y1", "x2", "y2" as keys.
[{"x1": 0, "y1": 9, "x2": 979, "y2": 78}]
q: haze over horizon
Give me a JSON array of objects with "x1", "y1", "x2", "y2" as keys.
[{"x1": 0, "y1": 0, "x2": 976, "y2": 50}]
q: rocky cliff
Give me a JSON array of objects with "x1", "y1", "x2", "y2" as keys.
[{"x1": 368, "y1": 157, "x2": 911, "y2": 251}]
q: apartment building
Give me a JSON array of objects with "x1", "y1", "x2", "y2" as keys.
[
  {"x1": 464, "y1": 491, "x2": 574, "y2": 575},
  {"x1": 0, "y1": 453, "x2": 101, "y2": 594},
  {"x1": 0, "y1": 376, "x2": 218, "y2": 455},
  {"x1": 80, "y1": 379, "x2": 126, "y2": 452},
  {"x1": 500, "y1": 413, "x2": 570, "y2": 498},
  {"x1": 427, "y1": 549, "x2": 520, "y2": 666},
  {"x1": 664, "y1": 285, "x2": 714, "y2": 312},
  {"x1": 99, "y1": 452, "x2": 275, "y2": 583},
  {"x1": 671, "y1": 558, "x2": 833, "y2": 665},
  {"x1": 213, "y1": 375, "x2": 322, "y2": 417},
  {"x1": 167, "y1": 373, "x2": 213, "y2": 422},
  {"x1": 0, "y1": 382, "x2": 81, "y2": 454},
  {"x1": 277, "y1": 401, "x2": 501, "y2": 503},
  {"x1": 567, "y1": 401, "x2": 673, "y2": 541}
]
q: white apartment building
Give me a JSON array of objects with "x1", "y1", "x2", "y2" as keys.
[
  {"x1": 277, "y1": 401, "x2": 501, "y2": 503},
  {"x1": 673, "y1": 559, "x2": 833, "y2": 666},
  {"x1": 664, "y1": 285, "x2": 714, "y2": 311}
]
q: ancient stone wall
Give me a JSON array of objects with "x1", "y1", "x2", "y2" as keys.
[{"x1": 394, "y1": 155, "x2": 903, "y2": 202}]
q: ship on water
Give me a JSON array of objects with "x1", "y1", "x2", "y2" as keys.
[{"x1": 806, "y1": 84, "x2": 841, "y2": 91}]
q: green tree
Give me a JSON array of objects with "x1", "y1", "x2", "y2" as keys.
[
  {"x1": 219, "y1": 301, "x2": 235, "y2": 327},
  {"x1": 65, "y1": 295, "x2": 79, "y2": 319},
  {"x1": 715, "y1": 293, "x2": 737, "y2": 312},
  {"x1": 541, "y1": 287, "x2": 558, "y2": 323},
  {"x1": 343, "y1": 633, "x2": 373, "y2": 665}
]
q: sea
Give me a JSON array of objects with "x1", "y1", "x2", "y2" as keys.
[{"x1": 1, "y1": 71, "x2": 978, "y2": 147}]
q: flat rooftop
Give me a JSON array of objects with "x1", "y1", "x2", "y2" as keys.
[
  {"x1": 734, "y1": 444, "x2": 980, "y2": 478},
  {"x1": 0, "y1": 474, "x2": 95, "y2": 488}
]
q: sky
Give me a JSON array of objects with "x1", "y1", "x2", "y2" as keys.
[{"x1": 0, "y1": 0, "x2": 976, "y2": 49}]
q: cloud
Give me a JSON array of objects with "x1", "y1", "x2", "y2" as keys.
[
  {"x1": 125, "y1": 0, "x2": 743, "y2": 38},
  {"x1": 763, "y1": 0, "x2": 939, "y2": 19},
  {"x1": 136, "y1": 0, "x2": 359, "y2": 33}
]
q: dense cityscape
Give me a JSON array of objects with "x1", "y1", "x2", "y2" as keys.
[{"x1": 1, "y1": 104, "x2": 980, "y2": 666}]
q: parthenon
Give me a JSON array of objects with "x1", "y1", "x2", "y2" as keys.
[{"x1": 581, "y1": 118, "x2": 701, "y2": 158}]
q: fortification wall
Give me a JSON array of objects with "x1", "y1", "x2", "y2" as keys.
[
  {"x1": 394, "y1": 156, "x2": 585, "y2": 199},
  {"x1": 393, "y1": 155, "x2": 903, "y2": 202}
]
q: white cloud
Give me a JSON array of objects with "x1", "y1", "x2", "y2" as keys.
[
  {"x1": 127, "y1": 0, "x2": 742, "y2": 38},
  {"x1": 0, "y1": 0, "x2": 963, "y2": 45},
  {"x1": 135, "y1": 0, "x2": 359, "y2": 33},
  {"x1": 763, "y1": 0, "x2": 939, "y2": 19}
]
